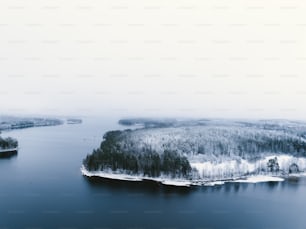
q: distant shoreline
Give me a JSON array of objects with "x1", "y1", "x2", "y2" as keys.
[{"x1": 0, "y1": 116, "x2": 63, "y2": 132}]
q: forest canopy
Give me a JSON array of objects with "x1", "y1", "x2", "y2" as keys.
[{"x1": 83, "y1": 119, "x2": 306, "y2": 179}]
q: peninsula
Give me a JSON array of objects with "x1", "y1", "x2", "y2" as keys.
[
  {"x1": 0, "y1": 116, "x2": 63, "y2": 131},
  {"x1": 82, "y1": 118, "x2": 306, "y2": 186}
]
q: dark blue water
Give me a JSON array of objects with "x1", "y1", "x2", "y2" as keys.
[{"x1": 1, "y1": 117, "x2": 306, "y2": 229}]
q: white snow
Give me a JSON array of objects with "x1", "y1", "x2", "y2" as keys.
[
  {"x1": 159, "y1": 180, "x2": 192, "y2": 187},
  {"x1": 203, "y1": 181, "x2": 225, "y2": 186},
  {"x1": 288, "y1": 172, "x2": 306, "y2": 177},
  {"x1": 81, "y1": 167, "x2": 285, "y2": 187},
  {"x1": 190, "y1": 159, "x2": 256, "y2": 180},
  {"x1": 190, "y1": 155, "x2": 306, "y2": 180},
  {"x1": 81, "y1": 166, "x2": 143, "y2": 181},
  {"x1": 81, "y1": 154, "x2": 306, "y2": 187},
  {"x1": 231, "y1": 175, "x2": 284, "y2": 183},
  {"x1": 122, "y1": 124, "x2": 306, "y2": 162},
  {"x1": 81, "y1": 166, "x2": 192, "y2": 187}
]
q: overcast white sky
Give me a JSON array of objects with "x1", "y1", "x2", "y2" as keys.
[{"x1": 1, "y1": 0, "x2": 306, "y2": 119}]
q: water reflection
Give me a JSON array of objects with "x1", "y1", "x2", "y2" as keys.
[
  {"x1": 266, "y1": 181, "x2": 280, "y2": 189},
  {"x1": 83, "y1": 176, "x2": 193, "y2": 196},
  {"x1": 0, "y1": 150, "x2": 18, "y2": 159},
  {"x1": 84, "y1": 175, "x2": 306, "y2": 196}
]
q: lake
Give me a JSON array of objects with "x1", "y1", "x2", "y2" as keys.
[{"x1": 1, "y1": 117, "x2": 306, "y2": 229}]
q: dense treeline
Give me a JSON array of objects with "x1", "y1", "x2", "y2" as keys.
[
  {"x1": 0, "y1": 136, "x2": 18, "y2": 149},
  {"x1": 235, "y1": 136, "x2": 306, "y2": 158},
  {"x1": 83, "y1": 131, "x2": 192, "y2": 178}
]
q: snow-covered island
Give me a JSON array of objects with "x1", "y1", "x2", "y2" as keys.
[
  {"x1": 67, "y1": 118, "x2": 82, "y2": 125},
  {"x1": 0, "y1": 116, "x2": 63, "y2": 131},
  {"x1": 0, "y1": 136, "x2": 18, "y2": 158},
  {"x1": 82, "y1": 118, "x2": 306, "y2": 187}
]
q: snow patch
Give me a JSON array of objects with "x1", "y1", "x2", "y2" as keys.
[
  {"x1": 81, "y1": 166, "x2": 143, "y2": 181},
  {"x1": 190, "y1": 155, "x2": 306, "y2": 180},
  {"x1": 231, "y1": 175, "x2": 284, "y2": 183},
  {"x1": 288, "y1": 172, "x2": 306, "y2": 177},
  {"x1": 203, "y1": 181, "x2": 225, "y2": 186},
  {"x1": 81, "y1": 166, "x2": 191, "y2": 187},
  {"x1": 159, "y1": 180, "x2": 192, "y2": 187}
]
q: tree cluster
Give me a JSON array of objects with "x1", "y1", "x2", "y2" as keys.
[
  {"x1": 118, "y1": 126, "x2": 306, "y2": 161},
  {"x1": 0, "y1": 136, "x2": 18, "y2": 149},
  {"x1": 83, "y1": 131, "x2": 192, "y2": 178}
]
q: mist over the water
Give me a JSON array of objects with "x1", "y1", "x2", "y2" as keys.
[{"x1": 1, "y1": 1, "x2": 306, "y2": 119}]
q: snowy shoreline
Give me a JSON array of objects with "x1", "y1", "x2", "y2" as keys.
[
  {"x1": 81, "y1": 166, "x2": 193, "y2": 186},
  {"x1": 80, "y1": 166, "x2": 304, "y2": 187}
]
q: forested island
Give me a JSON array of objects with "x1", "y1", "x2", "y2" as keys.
[
  {"x1": 0, "y1": 116, "x2": 62, "y2": 158},
  {"x1": 0, "y1": 116, "x2": 63, "y2": 131},
  {"x1": 83, "y1": 130, "x2": 192, "y2": 178},
  {"x1": 67, "y1": 118, "x2": 82, "y2": 124},
  {"x1": 0, "y1": 135, "x2": 18, "y2": 158},
  {"x1": 82, "y1": 118, "x2": 306, "y2": 186}
]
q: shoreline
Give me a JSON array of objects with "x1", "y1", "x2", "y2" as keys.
[
  {"x1": 81, "y1": 166, "x2": 193, "y2": 186},
  {"x1": 0, "y1": 147, "x2": 18, "y2": 153},
  {"x1": 0, "y1": 116, "x2": 63, "y2": 132},
  {"x1": 81, "y1": 166, "x2": 303, "y2": 187}
]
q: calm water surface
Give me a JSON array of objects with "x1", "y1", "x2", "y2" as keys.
[{"x1": 0, "y1": 117, "x2": 306, "y2": 229}]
